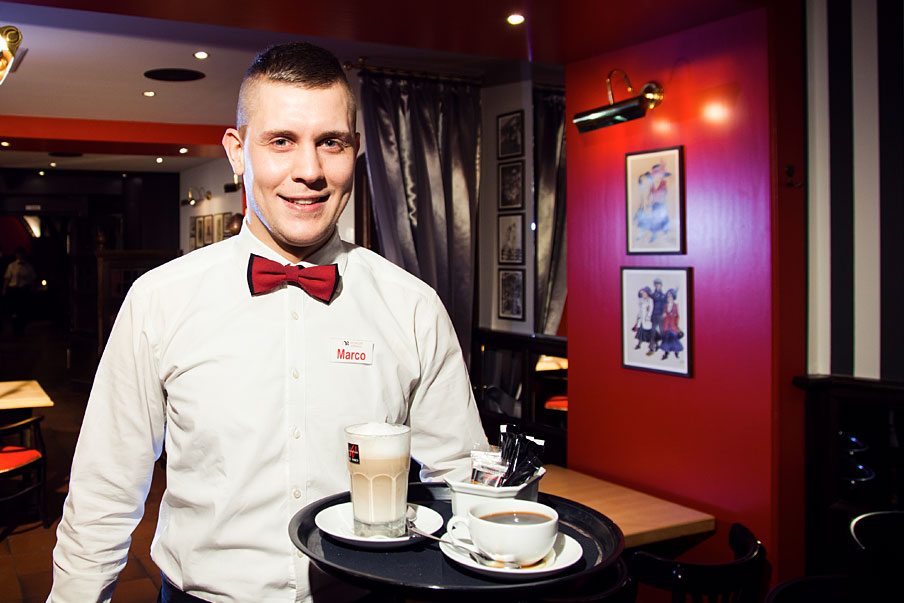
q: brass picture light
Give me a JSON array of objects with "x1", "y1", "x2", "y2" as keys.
[
  {"x1": 572, "y1": 69, "x2": 663, "y2": 133},
  {"x1": 0, "y1": 25, "x2": 23, "y2": 86}
]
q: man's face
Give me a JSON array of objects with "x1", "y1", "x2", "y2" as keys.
[{"x1": 223, "y1": 80, "x2": 358, "y2": 263}]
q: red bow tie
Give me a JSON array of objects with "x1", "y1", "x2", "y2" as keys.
[{"x1": 247, "y1": 254, "x2": 339, "y2": 303}]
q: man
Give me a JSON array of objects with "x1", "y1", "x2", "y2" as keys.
[
  {"x1": 649, "y1": 278, "x2": 666, "y2": 355},
  {"x1": 2, "y1": 246, "x2": 36, "y2": 335},
  {"x1": 49, "y1": 42, "x2": 487, "y2": 603}
]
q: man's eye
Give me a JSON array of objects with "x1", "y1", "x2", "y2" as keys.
[
  {"x1": 321, "y1": 139, "x2": 345, "y2": 150},
  {"x1": 272, "y1": 138, "x2": 291, "y2": 147}
]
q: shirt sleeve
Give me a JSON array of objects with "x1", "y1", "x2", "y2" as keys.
[
  {"x1": 48, "y1": 283, "x2": 166, "y2": 603},
  {"x1": 408, "y1": 292, "x2": 489, "y2": 481}
]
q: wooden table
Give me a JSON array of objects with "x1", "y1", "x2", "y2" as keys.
[
  {"x1": 0, "y1": 380, "x2": 54, "y2": 411},
  {"x1": 540, "y1": 465, "x2": 715, "y2": 548}
]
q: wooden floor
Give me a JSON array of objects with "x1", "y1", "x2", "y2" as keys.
[{"x1": 0, "y1": 319, "x2": 165, "y2": 603}]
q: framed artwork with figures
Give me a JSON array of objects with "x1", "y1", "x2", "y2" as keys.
[
  {"x1": 626, "y1": 146, "x2": 684, "y2": 254},
  {"x1": 497, "y1": 214, "x2": 524, "y2": 265},
  {"x1": 497, "y1": 110, "x2": 524, "y2": 159},
  {"x1": 621, "y1": 266, "x2": 692, "y2": 377},
  {"x1": 498, "y1": 268, "x2": 525, "y2": 321},
  {"x1": 498, "y1": 160, "x2": 524, "y2": 210}
]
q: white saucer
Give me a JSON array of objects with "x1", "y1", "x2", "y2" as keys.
[
  {"x1": 315, "y1": 502, "x2": 443, "y2": 549},
  {"x1": 439, "y1": 532, "x2": 581, "y2": 579}
]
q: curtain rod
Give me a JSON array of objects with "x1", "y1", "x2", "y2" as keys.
[{"x1": 343, "y1": 58, "x2": 483, "y2": 85}]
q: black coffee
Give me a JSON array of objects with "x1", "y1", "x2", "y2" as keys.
[{"x1": 480, "y1": 511, "x2": 551, "y2": 525}]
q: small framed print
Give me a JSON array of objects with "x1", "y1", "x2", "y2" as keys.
[
  {"x1": 498, "y1": 160, "x2": 524, "y2": 210},
  {"x1": 213, "y1": 213, "x2": 224, "y2": 243},
  {"x1": 498, "y1": 268, "x2": 525, "y2": 321},
  {"x1": 221, "y1": 212, "x2": 233, "y2": 238},
  {"x1": 498, "y1": 213, "x2": 524, "y2": 265},
  {"x1": 621, "y1": 266, "x2": 692, "y2": 377},
  {"x1": 203, "y1": 215, "x2": 214, "y2": 246},
  {"x1": 497, "y1": 110, "x2": 524, "y2": 159},
  {"x1": 188, "y1": 236, "x2": 196, "y2": 251},
  {"x1": 626, "y1": 146, "x2": 685, "y2": 254}
]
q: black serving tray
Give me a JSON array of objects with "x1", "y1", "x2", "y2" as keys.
[{"x1": 289, "y1": 482, "x2": 624, "y2": 602}]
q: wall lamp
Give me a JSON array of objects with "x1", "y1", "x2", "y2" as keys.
[
  {"x1": 224, "y1": 174, "x2": 242, "y2": 193},
  {"x1": 180, "y1": 187, "x2": 212, "y2": 206},
  {"x1": 572, "y1": 69, "x2": 663, "y2": 133},
  {"x1": 0, "y1": 26, "x2": 23, "y2": 86}
]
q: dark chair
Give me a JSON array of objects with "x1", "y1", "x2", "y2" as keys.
[
  {"x1": 628, "y1": 523, "x2": 766, "y2": 603},
  {"x1": 849, "y1": 510, "x2": 904, "y2": 600},
  {"x1": 538, "y1": 556, "x2": 638, "y2": 602},
  {"x1": 0, "y1": 415, "x2": 48, "y2": 527},
  {"x1": 764, "y1": 575, "x2": 852, "y2": 602}
]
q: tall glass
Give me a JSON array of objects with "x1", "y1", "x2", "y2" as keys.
[{"x1": 344, "y1": 423, "x2": 411, "y2": 538}]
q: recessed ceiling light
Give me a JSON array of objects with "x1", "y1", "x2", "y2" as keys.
[
  {"x1": 507, "y1": 13, "x2": 525, "y2": 25},
  {"x1": 179, "y1": 147, "x2": 188, "y2": 154},
  {"x1": 194, "y1": 51, "x2": 209, "y2": 60},
  {"x1": 1, "y1": 141, "x2": 9, "y2": 147},
  {"x1": 38, "y1": 170, "x2": 45, "y2": 176},
  {"x1": 50, "y1": 162, "x2": 57, "y2": 167},
  {"x1": 156, "y1": 157, "x2": 164, "y2": 164},
  {"x1": 143, "y1": 91, "x2": 156, "y2": 97}
]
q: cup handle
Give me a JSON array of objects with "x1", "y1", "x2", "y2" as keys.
[{"x1": 446, "y1": 517, "x2": 478, "y2": 554}]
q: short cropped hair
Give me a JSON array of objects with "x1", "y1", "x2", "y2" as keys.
[{"x1": 236, "y1": 42, "x2": 356, "y2": 129}]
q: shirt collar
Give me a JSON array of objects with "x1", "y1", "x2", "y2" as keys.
[{"x1": 236, "y1": 218, "x2": 348, "y2": 275}]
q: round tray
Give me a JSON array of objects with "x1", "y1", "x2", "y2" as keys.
[{"x1": 289, "y1": 482, "x2": 624, "y2": 601}]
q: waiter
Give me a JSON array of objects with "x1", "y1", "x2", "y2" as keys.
[{"x1": 49, "y1": 42, "x2": 487, "y2": 603}]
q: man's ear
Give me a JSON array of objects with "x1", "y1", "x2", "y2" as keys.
[{"x1": 222, "y1": 128, "x2": 245, "y2": 175}]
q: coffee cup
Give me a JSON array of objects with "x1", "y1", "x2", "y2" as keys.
[
  {"x1": 446, "y1": 499, "x2": 558, "y2": 566},
  {"x1": 345, "y1": 422, "x2": 411, "y2": 538}
]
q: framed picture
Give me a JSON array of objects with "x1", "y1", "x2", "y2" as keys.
[
  {"x1": 621, "y1": 267, "x2": 692, "y2": 377},
  {"x1": 203, "y1": 215, "x2": 214, "y2": 246},
  {"x1": 498, "y1": 160, "x2": 524, "y2": 210},
  {"x1": 221, "y1": 212, "x2": 234, "y2": 238},
  {"x1": 213, "y1": 213, "x2": 224, "y2": 243},
  {"x1": 188, "y1": 236, "x2": 196, "y2": 251},
  {"x1": 497, "y1": 110, "x2": 524, "y2": 159},
  {"x1": 498, "y1": 213, "x2": 524, "y2": 265},
  {"x1": 626, "y1": 146, "x2": 685, "y2": 254},
  {"x1": 498, "y1": 268, "x2": 525, "y2": 321}
]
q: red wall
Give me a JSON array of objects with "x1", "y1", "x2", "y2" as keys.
[{"x1": 566, "y1": 9, "x2": 789, "y2": 572}]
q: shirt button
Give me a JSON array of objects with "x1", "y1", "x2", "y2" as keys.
[
  {"x1": 292, "y1": 369, "x2": 299, "y2": 379},
  {"x1": 296, "y1": 550, "x2": 304, "y2": 558},
  {"x1": 291, "y1": 311, "x2": 299, "y2": 320},
  {"x1": 292, "y1": 428, "x2": 301, "y2": 439},
  {"x1": 293, "y1": 488, "x2": 301, "y2": 499}
]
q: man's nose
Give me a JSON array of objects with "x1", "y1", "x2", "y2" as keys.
[{"x1": 290, "y1": 145, "x2": 325, "y2": 183}]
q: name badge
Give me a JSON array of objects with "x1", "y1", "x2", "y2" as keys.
[{"x1": 332, "y1": 339, "x2": 374, "y2": 365}]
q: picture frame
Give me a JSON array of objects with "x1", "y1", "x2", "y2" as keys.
[
  {"x1": 625, "y1": 146, "x2": 685, "y2": 254},
  {"x1": 498, "y1": 268, "x2": 525, "y2": 321},
  {"x1": 221, "y1": 212, "x2": 234, "y2": 238},
  {"x1": 621, "y1": 266, "x2": 692, "y2": 377},
  {"x1": 497, "y1": 110, "x2": 524, "y2": 159},
  {"x1": 213, "y1": 213, "x2": 224, "y2": 243},
  {"x1": 497, "y1": 213, "x2": 524, "y2": 265},
  {"x1": 498, "y1": 160, "x2": 525, "y2": 210},
  {"x1": 188, "y1": 236, "x2": 196, "y2": 251},
  {"x1": 203, "y1": 215, "x2": 214, "y2": 246}
]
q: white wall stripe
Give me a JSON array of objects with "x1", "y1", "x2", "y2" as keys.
[
  {"x1": 851, "y1": 0, "x2": 881, "y2": 379},
  {"x1": 807, "y1": 0, "x2": 832, "y2": 375}
]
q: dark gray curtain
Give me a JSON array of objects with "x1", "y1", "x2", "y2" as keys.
[
  {"x1": 358, "y1": 71, "x2": 481, "y2": 361},
  {"x1": 534, "y1": 90, "x2": 567, "y2": 336}
]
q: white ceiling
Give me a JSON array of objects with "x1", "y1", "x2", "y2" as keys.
[{"x1": 0, "y1": 1, "x2": 533, "y2": 172}]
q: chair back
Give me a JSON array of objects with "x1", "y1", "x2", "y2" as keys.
[
  {"x1": 0, "y1": 415, "x2": 48, "y2": 526},
  {"x1": 849, "y1": 510, "x2": 904, "y2": 600},
  {"x1": 629, "y1": 523, "x2": 766, "y2": 603}
]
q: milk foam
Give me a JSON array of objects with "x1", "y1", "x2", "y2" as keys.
[{"x1": 346, "y1": 423, "x2": 410, "y2": 458}]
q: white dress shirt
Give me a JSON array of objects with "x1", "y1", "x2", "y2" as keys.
[{"x1": 49, "y1": 224, "x2": 487, "y2": 602}]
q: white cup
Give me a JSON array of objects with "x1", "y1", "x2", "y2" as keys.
[
  {"x1": 446, "y1": 499, "x2": 558, "y2": 566},
  {"x1": 345, "y1": 422, "x2": 411, "y2": 538}
]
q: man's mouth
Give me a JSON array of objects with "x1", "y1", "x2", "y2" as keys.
[{"x1": 280, "y1": 194, "x2": 329, "y2": 206}]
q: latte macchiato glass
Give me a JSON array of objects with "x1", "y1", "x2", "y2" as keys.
[{"x1": 344, "y1": 422, "x2": 411, "y2": 538}]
